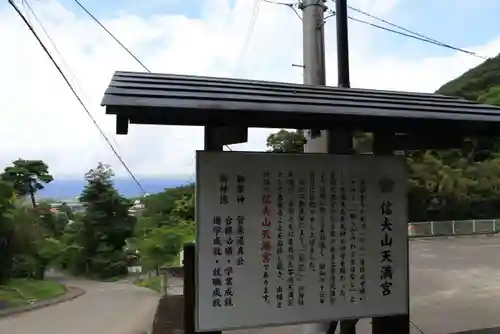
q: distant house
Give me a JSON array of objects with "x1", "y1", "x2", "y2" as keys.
[
  {"x1": 50, "y1": 202, "x2": 85, "y2": 214},
  {"x1": 129, "y1": 199, "x2": 145, "y2": 216}
]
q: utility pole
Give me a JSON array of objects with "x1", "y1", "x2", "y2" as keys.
[
  {"x1": 301, "y1": 0, "x2": 355, "y2": 333},
  {"x1": 302, "y1": 0, "x2": 352, "y2": 154},
  {"x1": 301, "y1": 0, "x2": 327, "y2": 86}
]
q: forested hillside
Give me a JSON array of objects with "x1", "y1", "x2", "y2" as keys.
[{"x1": 437, "y1": 54, "x2": 500, "y2": 104}]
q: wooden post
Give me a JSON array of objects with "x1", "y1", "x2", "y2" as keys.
[
  {"x1": 184, "y1": 125, "x2": 224, "y2": 334},
  {"x1": 371, "y1": 131, "x2": 410, "y2": 334},
  {"x1": 183, "y1": 243, "x2": 221, "y2": 334}
]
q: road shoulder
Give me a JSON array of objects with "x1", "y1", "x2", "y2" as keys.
[{"x1": 0, "y1": 286, "x2": 85, "y2": 318}]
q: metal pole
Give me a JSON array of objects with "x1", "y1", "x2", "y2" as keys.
[
  {"x1": 301, "y1": 0, "x2": 326, "y2": 86},
  {"x1": 336, "y1": 0, "x2": 350, "y2": 88},
  {"x1": 301, "y1": 1, "x2": 354, "y2": 333}
]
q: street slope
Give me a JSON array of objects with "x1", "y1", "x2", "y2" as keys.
[{"x1": 0, "y1": 276, "x2": 159, "y2": 334}]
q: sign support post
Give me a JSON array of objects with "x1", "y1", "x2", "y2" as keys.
[{"x1": 184, "y1": 126, "x2": 224, "y2": 334}]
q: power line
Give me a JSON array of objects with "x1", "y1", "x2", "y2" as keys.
[
  {"x1": 347, "y1": 14, "x2": 488, "y2": 60},
  {"x1": 263, "y1": 0, "x2": 294, "y2": 5},
  {"x1": 236, "y1": 0, "x2": 262, "y2": 68},
  {"x1": 325, "y1": 3, "x2": 489, "y2": 60},
  {"x1": 346, "y1": 4, "x2": 488, "y2": 60},
  {"x1": 9, "y1": 0, "x2": 146, "y2": 195},
  {"x1": 21, "y1": 0, "x2": 125, "y2": 156},
  {"x1": 263, "y1": 0, "x2": 302, "y2": 20},
  {"x1": 346, "y1": 4, "x2": 446, "y2": 47},
  {"x1": 72, "y1": 0, "x2": 151, "y2": 73},
  {"x1": 72, "y1": 0, "x2": 235, "y2": 152},
  {"x1": 410, "y1": 320, "x2": 425, "y2": 334}
]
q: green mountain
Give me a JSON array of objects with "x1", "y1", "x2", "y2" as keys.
[{"x1": 436, "y1": 54, "x2": 500, "y2": 105}]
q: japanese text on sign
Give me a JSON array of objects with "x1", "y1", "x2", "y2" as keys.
[{"x1": 196, "y1": 152, "x2": 408, "y2": 331}]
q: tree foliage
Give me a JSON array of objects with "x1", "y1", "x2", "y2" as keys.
[
  {"x1": 0, "y1": 181, "x2": 16, "y2": 284},
  {"x1": 0, "y1": 160, "x2": 63, "y2": 282},
  {"x1": 129, "y1": 184, "x2": 196, "y2": 273},
  {"x1": 266, "y1": 129, "x2": 307, "y2": 153},
  {"x1": 63, "y1": 163, "x2": 137, "y2": 279},
  {"x1": 1, "y1": 159, "x2": 53, "y2": 208},
  {"x1": 436, "y1": 55, "x2": 500, "y2": 103}
]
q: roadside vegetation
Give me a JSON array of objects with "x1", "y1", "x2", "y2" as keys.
[
  {"x1": 0, "y1": 278, "x2": 65, "y2": 307},
  {"x1": 134, "y1": 276, "x2": 162, "y2": 293}
]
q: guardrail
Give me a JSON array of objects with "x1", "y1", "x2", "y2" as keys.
[{"x1": 408, "y1": 219, "x2": 500, "y2": 237}]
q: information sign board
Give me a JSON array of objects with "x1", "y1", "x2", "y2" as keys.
[{"x1": 196, "y1": 152, "x2": 408, "y2": 331}]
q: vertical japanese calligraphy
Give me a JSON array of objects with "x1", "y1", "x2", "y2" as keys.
[
  {"x1": 212, "y1": 216, "x2": 223, "y2": 307},
  {"x1": 236, "y1": 174, "x2": 246, "y2": 267},
  {"x1": 308, "y1": 172, "x2": 317, "y2": 273},
  {"x1": 318, "y1": 173, "x2": 327, "y2": 304},
  {"x1": 276, "y1": 172, "x2": 284, "y2": 308},
  {"x1": 339, "y1": 174, "x2": 347, "y2": 299},
  {"x1": 286, "y1": 172, "x2": 296, "y2": 307},
  {"x1": 220, "y1": 174, "x2": 229, "y2": 205},
  {"x1": 196, "y1": 152, "x2": 408, "y2": 332},
  {"x1": 358, "y1": 179, "x2": 367, "y2": 301},
  {"x1": 236, "y1": 174, "x2": 246, "y2": 204},
  {"x1": 379, "y1": 177, "x2": 395, "y2": 297},
  {"x1": 348, "y1": 175, "x2": 358, "y2": 303},
  {"x1": 329, "y1": 172, "x2": 337, "y2": 305},
  {"x1": 224, "y1": 216, "x2": 234, "y2": 307},
  {"x1": 261, "y1": 171, "x2": 272, "y2": 305},
  {"x1": 236, "y1": 216, "x2": 245, "y2": 266},
  {"x1": 297, "y1": 176, "x2": 307, "y2": 306}
]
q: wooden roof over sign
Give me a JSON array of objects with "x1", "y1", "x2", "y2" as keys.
[{"x1": 101, "y1": 71, "x2": 500, "y2": 136}]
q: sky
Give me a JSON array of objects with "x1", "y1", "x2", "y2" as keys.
[{"x1": 1, "y1": 0, "x2": 499, "y2": 182}]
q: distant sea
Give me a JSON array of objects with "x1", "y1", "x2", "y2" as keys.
[{"x1": 38, "y1": 178, "x2": 192, "y2": 200}]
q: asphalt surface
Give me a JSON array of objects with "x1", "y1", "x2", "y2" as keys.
[
  {"x1": 231, "y1": 235, "x2": 500, "y2": 334},
  {"x1": 0, "y1": 275, "x2": 160, "y2": 334}
]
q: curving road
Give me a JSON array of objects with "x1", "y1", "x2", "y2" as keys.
[{"x1": 0, "y1": 275, "x2": 160, "y2": 334}]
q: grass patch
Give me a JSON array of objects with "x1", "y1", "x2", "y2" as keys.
[
  {"x1": 0, "y1": 278, "x2": 66, "y2": 308},
  {"x1": 134, "y1": 276, "x2": 162, "y2": 293}
]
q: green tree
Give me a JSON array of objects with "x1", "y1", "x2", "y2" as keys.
[
  {"x1": 133, "y1": 224, "x2": 190, "y2": 274},
  {"x1": 76, "y1": 162, "x2": 136, "y2": 279},
  {"x1": 129, "y1": 184, "x2": 197, "y2": 273},
  {"x1": 8, "y1": 204, "x2": 65, "y2": 280},
  {"x1": 266, "y1": 129, "x2": 306, "y2": 153},
  {"x1": 142, "y1": 184, "x2": 195, "y2": 226},
  {"x1": 0, "y1": 181, "x2": 16, "y2": 284},
  {"x1": 1, "y1": 159, "x2": 53, "y2": 208}
]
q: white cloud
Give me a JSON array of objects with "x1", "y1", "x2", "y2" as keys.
[{"x1": 0, "y1": 0, "x2": 498, "y2": 179}]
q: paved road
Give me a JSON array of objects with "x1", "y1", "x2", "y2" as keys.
[
  {"x1": 231, "y1": 235, "x2": 500, "y2": 334},
  {"x1": 0, "y1": 275, "x2": 160, "y2": 334}
]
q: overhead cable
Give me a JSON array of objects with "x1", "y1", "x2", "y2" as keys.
[
  {"x1": 72, "y1": 1, "x2": 235, "y2": 152},
  {"x1": 10, "y1": 0, "x2": 146, "y2": 195},
  {"x1": 325, "y1": 2, "x2": 488, "y2": 60}
]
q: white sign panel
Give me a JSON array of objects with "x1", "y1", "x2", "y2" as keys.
[{"x1": 195, "y1": 152, "x2": 408, "y2": 331}]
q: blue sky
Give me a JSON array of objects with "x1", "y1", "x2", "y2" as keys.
[
  {"x1": 3, "y1": 0, "x2": 496, "y2": 61},
  {"x1": 21, "y1": 0, "x2": 496, "y2": 61},
  {"x1": 370, "y1": 0, "x2": 500, "y2": 59}
]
